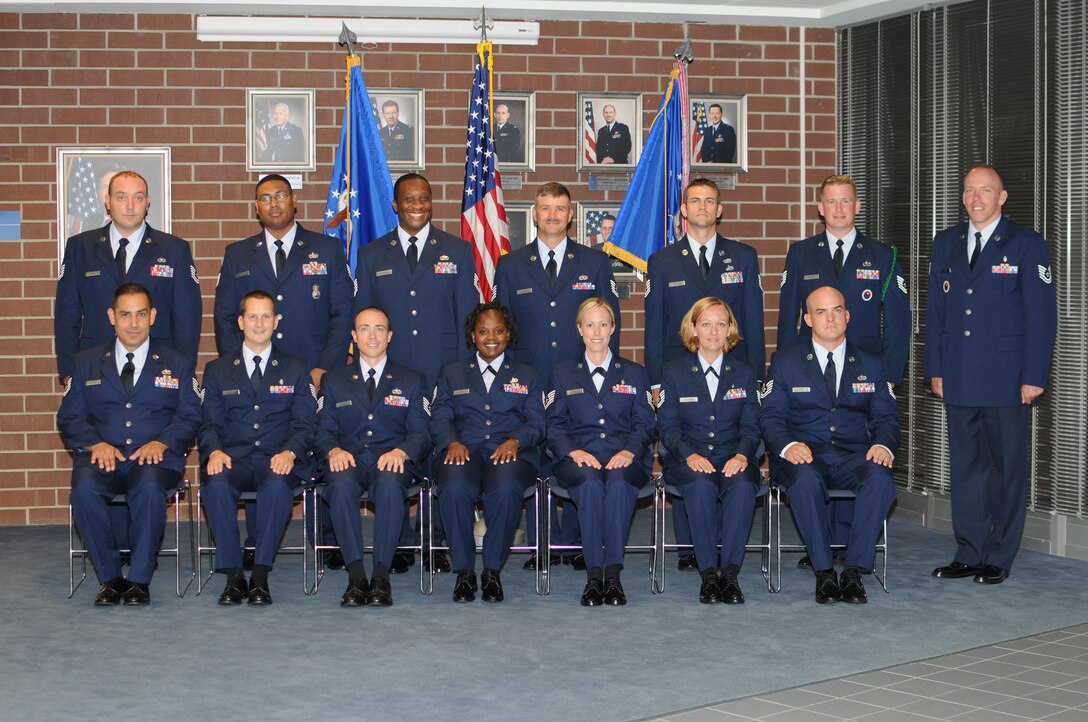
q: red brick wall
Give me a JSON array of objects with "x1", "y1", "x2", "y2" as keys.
[{"x1": 0, "y1": 12, "x2": 835, "y2": 524}]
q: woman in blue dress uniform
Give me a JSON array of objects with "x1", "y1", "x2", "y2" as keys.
[
  {"x1": 546, "y1": 298, "x2": 656, "y2": 606},
  {"x1": 658, "y1": 297, "x2": 761, "y2": 604},
  {"x1": 430, "y1": 303, "x2": 546, "y2": 603}
]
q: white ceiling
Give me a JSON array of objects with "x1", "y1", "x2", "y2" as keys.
[{"x1": 4, "y1": 0, "x2": 941, "y2": 28}]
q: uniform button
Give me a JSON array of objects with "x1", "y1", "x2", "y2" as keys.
[
  {"x1": 598, "y1": 418, "x2": 605, "y2": 425},
  {"x1": 276, "y1": 332, "x2": 283, "y2": 339},
  {"x1": 410, "y1": 290, "x2": 417, "y2": 297},
  {"x1": 965, "y1": 309, "x2": 972, "y2": 315},
  {"x1": 708, "y1": 432, "x2": 715, "y2": 438},
  {"x1": 253, "y1": 423, "x2": 260, "y2": 430},
  {"x1": 550, "y1": 321, "x2": 557, "y2": 328},
  {"x1": 597, "y1": 404, "x2": 603, "y2": 410},
  {"x1": 483, "y1": 404, "x2": 491, "y2": 411},
  {"x1": 707, "y1": 444, "x2": 714, "y2": 450},
  {"x1": 484, "y1": 434, "x2": 491, "y2": 440},
  {"x1": 964, "y1": 330, "x2": 971, "y2": 337},
  {"x1": 125, "y1": 421, "x2": 132, "y2": 427},
  {"x1": 830, "y1": 426, "x2": 836, "y2": 432},
  {"x1": 599, "y1": 432, "x2": 606, "y2": 439},
  {"x1": 551, "y1": 341, "x2": 558, "y2": 348},
  {"x1": 366, "y1": 430, "x2": 373, "y2": 437},
  {"x1": 412, "y1": 330, "x2": 418, "y2": 336},
  {"x1": 276, "y1": 294, "x2": 283, "y2": 301},
  {"x1": 966, "y1": 288, "x2": 973, "y2": 295},
  {"x1": 125, "y1": 402, "x2": 133, "y2": 409},
  {"x1": 550, "y1": 301, "x2": 557, "y2": 307},
  {"x1": 411, "y1": 309, "x2": 418, "y2": 316},
  {"x1": 367, "y1": 414, "x2": 374, "y2": 420},
  {"x1": 254, "y1": 440, "x2": 261, "y2": 447},
  {"x1": 125, "y1": 438, "x2": 133, "y2": 445},
  {"x1": 708, "y1": 415, "x2": 715, "y2": 422},
  {"x1": 485, "y1": 420, "x2": 492, "y2": 426},
  {"x1": 254, "y1": 405, "x2": 260, "y2": 411}
]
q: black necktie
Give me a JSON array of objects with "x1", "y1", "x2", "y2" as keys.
[
  {"x1": 483, "y1": 364, "x2": 496, "y2": 390},
  {"x1": 970, "y1": 231, "x2": 982, "y2": 269},
  {"x1": 121, "y1": 352, "x2": 135, "y2": 395},
  {"x1": 705, "y1": 365, "x2": 718, "y2": 396},
  {"x1": 483, "y1": 365, "x2": 496, "y2": 377},
  {"x1": 698, "y1": 245, "x2": 710, "y2": 279},
  {"x1": 705, "y1": 366, "x2": 718, "y2": 378},
  {"x1": 833, "y1": 239, "x2": 844, "y2": 276},
  {"x1": 407, "y1": 236, "x2": 418, "y2": 272},
  {"x1": 116, "y1": 237, "x2": 129, "y2": 280},
  {"x1": 366, "y1": 368, "x2": 376, "y2": 401},
  {"x1": 251, "y1": 355, "x2": 263, "y2": 391},
  {"x1": 824, "y1": 351, "x2": 837, "y2": 403},
  {"x1": 546, "y1": 250, "x2": 557, "y2": 287},
  {"x1": 592, "y1": 367, "x2": 605, "y2": 379},
  {"x1": 274, "y1": 240, "x2": 286, "y2": 278}
]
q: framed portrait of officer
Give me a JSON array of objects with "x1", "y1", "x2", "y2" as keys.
[
  {"x1": 690, "y1": 94, "x2": 748, "y2": 172},
  {"x1": 55, "y1": 146, "x2": 171, "y2": 269},
  {"x1": 492, "y1": 91, "x2": 535, "y2": 173},
  {"x1": 246, "y1": 88, "x2": 316, "y2": 172},
  {"x1": 369, "y1": 88, "x2": 425, "y2": 170},
  {"x1": 577, "y1": 202, "x2": 638, "y2": 282},
  {"x1": 504, "y1": 201, "x2": 536, "y2": 252},
  {"x1": 576, "y1": 92, "x2": 642, "y2": 174}
]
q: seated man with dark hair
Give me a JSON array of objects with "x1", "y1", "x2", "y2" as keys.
[
  {"x1": 199, "y1": 290, "x2": 318, "y2": 605},
  {"x1": 58, "y1": 283, "x2": 201, "y2": 606}
]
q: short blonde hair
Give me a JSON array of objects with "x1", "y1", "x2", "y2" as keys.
[
  {"x1": 818, "y1": 174, "x2": 857, "y2": 199},
  {"x1": 575, "y1": 297, "x2": 616, "y2": 327},
  {"x1": 107, "y1": 170, "x2": 149, "y2": 196},
  {"x1": 679, "y1": 297, "x2": 741, "y2": 353}
]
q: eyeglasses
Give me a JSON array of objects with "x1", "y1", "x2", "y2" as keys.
[{"x1": 257, "y1": 191, "x2": 292, "y2": 205}]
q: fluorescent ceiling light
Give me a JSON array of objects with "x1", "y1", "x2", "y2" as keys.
[{"x1": 196, "y1": 16, "x2": 540, "y2": 45}]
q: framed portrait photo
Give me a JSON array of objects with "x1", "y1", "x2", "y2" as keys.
[
  {"x1": 370, "y1": 88, "x2": 425, "y2": 170},
  {"x1": 504, "y1": 201, "x2": 536, "y2": 252},
  {"x1": 56, "y1": 146, "x2": 172, "y2": 269},
  {"x1": 577, "y1": 202, "x2": 639, "y2": 281},
  {"x1": 690, "y1": 94, "x2": 748, "y2": 172},
  {"x1": 493, "y1": 91, "x2": 535, "y2": 173},
  {"x1": 246, "y1": 88, "x2": 316, "y2": 172},
  {"x1": 576, "y1": 92, "x2": 642, "y2": 173}
]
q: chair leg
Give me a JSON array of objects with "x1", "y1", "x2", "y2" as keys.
[
  {"x1": 69, "y1": 499, "x2": 87, "y2": 599},
  {"x1": 421, "y1": 484, "x2": 433, "y2": 596}
]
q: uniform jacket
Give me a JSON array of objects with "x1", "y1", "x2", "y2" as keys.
[
  {"x1": 494, "y1": 123, "x2": 523, "y2": 164},
  {"x1": 760, "y1": 342, "x2": 899, "y2": 459},
  {"x1": 266, "y1": 121, "x2": 305, "y2": 162},
  {"x1": 645, "y1": 234, "x2": 765, "y2": 384},
  {"x1": 429, "y1": 358, "x2": 545, "y2": 474},
  {"x1": 778, "y1": 231, "x2": 910, "y2": 382},
  {"x1": 55, "y1": 223, "x2": 202, "y2": 379},
  {"x1": 354, "y1": 226, "x2": 478, "y2": 387},
  {"x1": 380, "y1": 121, "x2": 414, "y2": 161},
  {"x1": 214, "y1": 224, "x2": 354, "y2": 372},
  {"x1": 315, "y1": 360, "x2": 432, "y2": 465},
  {"x1": 545, "y1": 356, "x2": 656, "y2": 473},
  {"x1": 702, "y1": 123, "x2": 736, "y2": 164},
  {"x1": 57, "y1": 341, "x2": 201, "y2": 475},
  {"x1": 658, "y1": 351, "x2": 761, "y2": 468},
  {"x1": 595, "y1": 121, "x2": 632, "y2": 164},
  {"x1": 495, "y1": 240, "x2": 620, "y2": 381},
  {"x1": 924, "y1": 216, "x2": 1056, "y2": 407},
  {"x1": 198, "y1": 346, "x2": 318, "y2": 480}
]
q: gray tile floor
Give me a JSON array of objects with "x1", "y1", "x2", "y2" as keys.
[{"x1": 654, "y1": 624, "x2": 1088, "y2": 721}]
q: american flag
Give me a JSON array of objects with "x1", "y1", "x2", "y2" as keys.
[
  {"x1": 585, "y1": 210, "x2": 608, "y2": 245},
  {"x1": 460, "y1": 41, "x2": 510, "y2": 303},
  {"x1": 66, "y1": 156, "x2": 98, "y2": 236},
  {"x1": 254, "y1": 107, "x2": 268, "y2": 159},
  {"x1": 691, "y1": 101, "x2": 709, "y2": 163},
  {"x1": 583, "y1": 100, "x2": 597, "y2": 164}
]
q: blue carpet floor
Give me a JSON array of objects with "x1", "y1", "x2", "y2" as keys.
[{"x1": 1, "y1": 511, "x2": 1086, "y2": 722}]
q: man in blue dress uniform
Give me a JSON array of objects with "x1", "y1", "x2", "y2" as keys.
[
  {"x1": 58, "y1": 283, "x2": 201, "y2": 605},
  {"x1": 927, "y1": 165, "x2": 1056, "y2": 585},
  {"x1": 199, "y1": 290, "x2": 318, "y2": 605},
  {"x1": 700, "y1": 104, "x2": 737, "y2": 164},
  {"x1": 761, "y1": 286, "x2": 899, "y2": 605}
]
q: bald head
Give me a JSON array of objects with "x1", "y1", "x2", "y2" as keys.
[{"x1": 803, "y1": 286, "x2": 850, "y2": 351}]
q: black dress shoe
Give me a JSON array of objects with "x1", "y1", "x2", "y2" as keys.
[
  {"x1": 814, "y1": 569, "x2": 840, "y2": 604},
  {"x1": 677, "y1": 553, "x2": 698, "y2": 571},
  {"x1": 974, "y1": 565, "x2": 1009, "y2": 584},
  {"x1": 563, "y1": 553, "x2": 587, "y2": 571},
  {"x1": 932, "y1": 561, "x2": 981, "y2": 579},
  {"x1": 390, "y1": 551, "x2": 415, "y2": 574},
  {"x1": 603, "y1": 576, "x2": 627, "y2": 606},
  {"x1": 719, "y1": 571, "x2": 745, "y2": 604},
  {"x1": 247, "y1": 578, "x2": 272, "y2": 605},
  {"x1": 480, "y1": 569, "x2": 503, "y2": 603},
  {"x1": 580, "y1": 578, "x2": 604, "y2": 607},
  {"x1": 94, "y1": 576, "x2": 126, "y2": 606},
  {"x1": 340, "y1": 577, "x2": 369, "y2": 607},
  {"x1": 452, "y1": 571, "x2": 477, "y2": 603},
  {"x1": 522, "y1": 552, "x2": 561, "y2": 570},
  {"x1": 839, "y1": 567, "x2": 868, "y2": 604},
  {"x1": 324, "y1": 549, "x2": 345, "y2": 571},
  {"x1": 367, "y1": 576, "x2": 393, "y2": 606},
  {"x1": 427, "y1": 551, "x2": 452, "y2": 574},
  {"x1": 218, "y1": 574, "x2": 248, "y2": 605},
  {"x1": 122, "y1": 581, "x2": 150, "y2": 606},
  {"x1": 242, "y1": 548, "x2": 255, "y2": 571},
  {"x1": 698, "y1": 572, "x2": 722, "y2": 604},
  {"x1": 797, "y1": 554, "x2": 812, "y2": 569}
]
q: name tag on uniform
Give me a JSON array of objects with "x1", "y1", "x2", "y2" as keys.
[
  {"x1": 336, "y1": 400, "x2": 352, "y2": 408},
  {"x1": 612, "y1": 383, "x2": 636, "y2": 395},
  {"x1": 222, "y1": 389, "x2": 240, "y2": 396},
  {"x1": 856, "y1": 269, "x2": 880, "y2": 280},
  {"x1": 516, "y1": 287, "x2": 533, "y2": 295},
  {"x1": 992, "y1": 263, "x2": 1018, "y2": 274},
  {"x1": 434, "y1": 262, "x2": 458, "y2": 274},
  {"x1": 269, "y1": 385, "x2": 294, "y2": 394},
  {"x1": 302, "y1": 262, "x2": 327, "y2": 276},
  {"x1": 453, "y1": 388, "x2": 471, "y2": 396},
  {"x1": 852, "y1": 383, "x2": 876, "y2": 394},
  {"x1": 504, "y1": 382, "x2": 529, "y2": 395},
  {"x1": 679, "y1": 396, "x2": 698, "y2": 403},
  {"x1": 668, "y1": 280, "x2": 686, "y2": 288},
  {"x1": 725, "y1": 388, "x2": 747, "y2": 400},
  {"x1": 150, "y1": 264, "x2": 174, "y2": 278},
  {"x1": 155, "y1": 375, "x2": 179, "y2": 389},
  {"x1": 566, "y1": 388, "x2": 584, "y2": 396},
  {"x1": 85, "y1": 379, "x2": 102, "y2": 386},
  {"x1": 803, "y1": 273, "x2": 820, "y2": 280},
  {"x1": 234, "y1": 270, "x2": 250, "y2": 278},
  {"x1": 375, "y1": 269, "x2": 393, "y2": 277},
  {"x1": 85, "y1": 270, "x2": 101, "y2": 277},
  {"x1": 384, "y1": 394, "x2": 409, "y2": 407},
  {"x1": 792, "y1": 386, "x2": 811, "y2": 393},
  {"x1": 721, "y1": 271, "x2": 744, "y2": 284}
]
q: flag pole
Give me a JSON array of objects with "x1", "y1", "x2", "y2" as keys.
[{"x1": 337, "y1": 22, "x2": 357, "y2": 252}]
